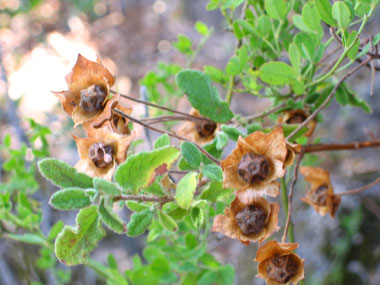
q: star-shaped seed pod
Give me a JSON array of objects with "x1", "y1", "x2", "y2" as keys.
[
  {"x1": 255, "y1": 240, "x2": 304, "y2": 285},
  {"x1": 84, "y1": 93, "x2": 132, "y2": 137},
  {"x1": 277, "y1": 109, "x2": 316, "y2": 138},
  {"x1": 300, "y1": 166, "x2": 341, "y2": 218},
  {"x1": 221, "y1": 127, "x2": 287, "y2": 202},
  {"x1": 178, "y1": 109, "x2": 219, "y2": 144},
  {"x1": 73, "y1": 129, "x2": 133, "y2": 181},
  {"x1": 212, "y1": 196, "x2": 279, "y2": 245},
  {"x1": 53, "y1": 54, "x2": 115, "y2": 126}
]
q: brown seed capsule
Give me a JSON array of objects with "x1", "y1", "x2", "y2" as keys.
[
  {"x1": 266, "y1": 255, "x2": 298, "y2": 284},
  {"x1": 237, "y1": 152, "x2": 269, "y2": 184},
  {"x1": 311, "y1": 184, "x2": 328, "y2": 206},
  {"x1": 195, "y1": 120, "x2": 217, "y2": 138},
  {"x1": 235, "y1": 204, "x2": 267, "y2": 235},
  {"x1": 88, "y1": 142, "x2": 114, "y2": 168},
  {"x1": 79, "y1": 84, "x2": 107, "y2": 113},
  {"x1": 286, "y1": 113, "x2": 307, "y2": 124}
]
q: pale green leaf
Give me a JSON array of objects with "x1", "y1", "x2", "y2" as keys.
[
  {"x1": 200, "y1": 181, "x2": 234, "y2": 202},
  {"x1": 259, "y1": 62, "x2": 296, "y2": 85},
  {"x1": 7, "y1": 233, "x2": 47, "y2": 246},
  {"x1": 154, "y1": 134, "x2": 170, "y2": 149},
  {"x1": 93, "y1": 177, "x2": 121, "y2": 197},
  {"x1": 175, "y1": 172, "x2": 198, "y2": 210},
  {"x1": 191, "y1": 207, "x2": 204, "y2": 228},
  {"x1": 264, "y1": 0, "x2": 287, "y2": 20},
  {"x1": 302, "y1": 1, "x2": 321, "y2": 30},
  {"x1": 98, "y1": 198, "x2": 126, "y2": 234},
  {"x1": 126, "y1": 201, "x2": 150, "y2": 212},
  {"x1": 315, "y1": 0, "x2": 337, "y2": 27},
  {"x1": 49, "y1": 188, "x2": 91, "y2": 210},
  {"x1": 332, "y1": 1, "x2": 351, "y2": 29},
  {"x1": 158, "y1": 210, "x2": 178, "y2": 232}
]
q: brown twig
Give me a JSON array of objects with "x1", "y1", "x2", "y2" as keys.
[
  {"x1": 113, "y1": 194, "x2": 174, "y2": 203},
  {"x1": 282, "y1": 151, "x2": 304, "y2": 243},
  {"x1": 287, "y1": 57, "x2": 372, "y2": 140},
  {"x1": 369, "y1": 36, "x2": 375, "y2": 96},
  {"x1": 112, "y1": 90, "x2": 213, "y2": 123},
  {"x1": 140, "y1": 115, "x2": 203, "y2": 124},
  {"x1": 337, "y1": 177, "x2": 380, "y2": 197},
  {"x1": 245, "y1": 102, "x2": 287, "y2": 123},
  {"x1": 302, "y1": 140, "x2": 380, "y2": 153},
  {"x1": 114, "y1": 108, "x2": 221, "y2": 165}
]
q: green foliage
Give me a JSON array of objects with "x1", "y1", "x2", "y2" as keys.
[
  {"x1": 49, "y1": 188, "x2": 91, "y2": 210},
  {"x1": 175, "y1": 172, "x2": 198, "y2": 210},
  {"x1": 176, "y1": 70, "x2": 234, "y2": 123},
  {"x1": 202, "y1": 165, "x2": 223, "y2": 182},
  {"x1": 98, "y1": 198, "x2": 126, "y2": 234},
  {"x1": 55, "y1": 206, "x2": 106, "y2": 266},
  {"x1": 259, "y1": 62, "x2": 296, "y2": 85},
  {"x1": 158, "y1": 209, "x2": 178, "y2": 232},
  {"x1": 264, "y1": 0, "x2": 287, "y2": 20},
  {"x1": 127, "y1": 209, "x2": 155, "y2": 237},
  {"x1": 181, "y1": 142, "x2": 202, "y2": 169},
  {"x1": 93, "y1": 177, "x2": 121, "y2": 196},
  {"x1": 154, "y1": 134, "x2": 171, "y2": 149},
  {"x1": 115, "y1": 146, "x2": 180, "y2": 193}
]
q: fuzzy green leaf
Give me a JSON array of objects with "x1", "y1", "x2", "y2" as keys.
[
  {"x1": 38, "y1": 158, "x2": 93, "y2": 189},
  {"x1": 289, "y1": 43, "x2": 301, "y2": 75},
  {"x1": 191, "y1": 207, "x2": 204, "y2": 228},
  {"x1": 98, "y1": 198, "x2": 126, "y2": 234},
  {"x1": 7, "y1": 233, "x2": 47, "y2": 246},
  {"x1": 93, "y1": 178, "x2": 121, "y2": 197},
  {"x1": 176, "y1": 70, "x2": 234, "y2": 123},
  {"x1": 200, "y1": 181, "x2": 234, "y2": 202},
  {"x1": 55, "y1": 206, "x2": 105, "y2": 266},
  {"x1": 202, "y1": 165, "x2": 223, "y2": 182},
  {"x1": 154, "y1": 134, "x2": 171, "y2": 149},
  {"x1": 264, "y1": 0, "x2": 287, "y2": 20},
  {"x1": 49, "y1": 188, "x2": 91, "y2": 210},
  {"x1": 259, "y1": 62, "x2": 296, "y2": 85},
  {"x1": 126, "y1": 201, "x2": 150, "y2": 212},
  {"x1": 127, "y1": 209, "x2": 154, "y2": 237},
  {"x1": 158, "y1": 210, "x2": 178, "y2": 232},
  {"x1": 115, "y1": 146, "x2": 180, "y2": 193},
  {"x1": 181, "y1": 142, "x2": 202, "y2": 169},
  {"x1": 221, "y1": 125, "x2": 245, "y2": 141},
  {"x1": 175, "y1": 172, "x2": 198, "y2": 210},
  {"x1": 47, "y1": 221, "x2": 64, "y2": 241}
]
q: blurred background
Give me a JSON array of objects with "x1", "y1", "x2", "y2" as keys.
[{"x1": 0, "y1": 0, "x2": 380, "y2": 284}]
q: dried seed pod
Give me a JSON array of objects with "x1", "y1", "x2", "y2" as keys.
[
  {"x1": 286, "y1": 113, "x2": 307, "y2": 124},
  {"x1": 88, "y1": 143, "x2": 114, "y2": 168},
  {"x1": 195, "y1": 120, "x2": 217, "y2": 138},
  {"x1": 311, "y1": 184, "x2": 328, "y2": 206},
  {"x1": 235, "y1": 204, "x2": 267, "y2": 235},
  {"x1": 237, "y1": 152, "x2": 269, "y2": 184},
  {"x1": 266, "y1": 255, "x2": 298, "y2": 284},
  {"x1": 277, "y1": 109, "x2": 316, "y2": 138},
  {"x1": 79, "y1": 85, "x2": 107, "y2": 113}
]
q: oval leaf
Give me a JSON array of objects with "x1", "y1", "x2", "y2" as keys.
[
  {"x1": 175, "y1": 172, "x2": 198, "y2": 210},
  {"x1": 202, "y1": 165, "x2": 223, "y2": 182},
  {"x1": 98, "y1": 198, "x2": 126, "y2": 234},
  {"x1": 93, "y1": 177, "x2": 121, "y2": 197},
  {"x1": 127, "y1": 209, "x2": 154, "y2": 237},
  {"x1": 49, "y1": 188, "x2": 91, "y2": 210},
  {"x1": 315, "y1": 0, "x2": 337, "y2": 27},
  {"x1": 264, "y1": 0, "x2": 287, "y2": 20},
  {"x1": 332, "y1": 1, "x2": 351, "y2": 29},
  {"x1": 259, "y1": 62, "x2": 296, "y2": 85},
  {"x1": 158, "y1": 210, "x2": 178, "y2": 232},
  {"x1": 181, "y1": 142, "x2": 202, "y2": 169}
]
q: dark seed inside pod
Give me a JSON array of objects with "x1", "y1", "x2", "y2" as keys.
[
  {"x1": 79, "y1": 84, "x2": 107, "y2": 113},
  {"x1": 235, "y1": 204, "x2": 267, "y2": 235},
  {"x1": 266, "y1": 254, "x2": 298, "y2": 284},
  {"x1": 195, "y1": 120, "x2": 217, "y2": 138},
  {"x1": 237, "y1": 152, "x2": 269, "y2": 184},
  {"x1": 286, "y1": 113, "x2": 307, "y2": 124},
  {"x1": 311, "y1": 184, "x2": 329, "y2": 206},
  {"x1": 88, "y1": 143, "x2": 114, "y2": 168},
  {"x1": 112, "y1": 114, "x2": 130, "y2": 135}
]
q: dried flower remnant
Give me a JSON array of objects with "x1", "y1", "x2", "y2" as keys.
[
  {"x1": 178, "y1": 109, "x2": 218, "y2": 144},
  {"x1": 73, "y1": 130, "x2": 133, "y2": 181},
  {"x1": 283, "y1": 142, "x2": 302, "y2": 169},
  {"x1": 277, "y1": 109, "x2": 316, "y2": 138},
  {"x1": 53, "y1": 54, "x2": 115, "y2": 126},
  {"x1": 300, "y1": 166, "x2": 341, "y2": 218},
  {"x1": 221, "y1": 127, "x2": 287, "y2": 202},
  {"x1": 255, "y1": 240, "x2": 304, "y2": 285},
  {"x1": 212, "y1": 196, "x2": 279, "y2": 245}
]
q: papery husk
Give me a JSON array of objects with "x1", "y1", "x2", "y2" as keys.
[
  {"x1": 277, "y1": 109, "x2": 316, "y2": 138},
  {"x1": 53, "y1": 54, "x2": 115, "y2": 126},
  {"x1": 221, "y1": 127, "x2": 287, "y2": 202},
  {"x1": 300, "y1": 166, "x2": 341, "y2": 218},
  {"x1": 212, "y1": 196, "x2": 279, "y2": 245},
  {"x1": 255, "y1": 240, "x2": 305, "y2": 285},
  {"x1": 284, "y1": 142, "x2": 302, "y2": 169},
  {"x1": 73, "y1": 129, "x2": 133, "y2": 180},
  {"x1": 178, "y1": 109, "x2": 219, "y2": 145}
]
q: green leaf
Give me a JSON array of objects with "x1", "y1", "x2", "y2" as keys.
[
  {"x1": 47, "y1": 220, "x2": 64, "y2": 241},
  {"x1": 38, "y1": 158, "x2": 93, "y2": 189},
  {"x1": 195, "y1": 21, "x2": 209, "y2": 36},
  {"x1": 198, "y1": 265, "x2": 235, "y2": 285},
  {"x1": 93, "y1": 178, "x2": 121, "y2": 197},
  {"x1": 226, "y1": 57, "x2": 240, "y2": 76},
  {"x1": 302, "y1": 1, "x2": 321, "y2": 30},
  {"x1": 3, "y1": 134, "x2": 11, "y2": 148},
  {"x1": 7, "y1": 233, "x2": 47, "y2": 246},
  {"x1": 127, "y1": 209, "x2": 154, "y2": 237},
  {"x1": 115, "y1": 146, "x2": 180, "y2": 193},
  {"x1": 98, "y1": 198, "x2": 126, "y2": 234},
  {"x1": 332, "y1": 1, "x2": 351, "y2": 29},
  {"x1": 176, "y1": 70, "x2": 234, "y2": 123},
  {"x1": 175, "y1": 172, "x2": 198, "y2": 210},
  {"x1": 315, "y1": 0, "x2": 337, "y2": 27},
  {"x1": 204, "y1": 66, "x2": 227, "y2": 84},
  {"x1": 220, "y1": 125, "x2": 245, "y2": 141},
  {"x1": 289, "y1": 43, "x2": 301, "y2": 75},
  {"x1": 168, "y1": 206, "x2": 189, "y2": 221},
  {"x1": 49, "y1": 188, "x2": 91, "y2": 210},
  {"x1": 173, "y1": 34, "x2": 193, "y2": 55},
  {"x1": 294, "y1": 33, "x2": 316, "y2": 61},
  {"x1": 202, "y1": 165, "x2": 223, "y2": 182},
  {"x1": 158, "y1": 210, "x2": 178, "y2": 232},
  {"x1": 200, "y1": 181, "x2": 234, "y2": 202},
  {"x1": 191, "y1": 207, "x2": 204, "y2": 228},
  {"x1": 143, "y1": 181, "x2": 165, "y2": 197},
  {"x1": 256, "y1": 15, "x2": 272, "y2": 37},
  {"x1": 55, "y1": 206, "x2": 105, "y2": 266},
  {"x1": 264, "y1": 0, "x2": 287, "y2": 20},
  {"x1": 126, "y1": 201, "x2": 150, "y2": 212},
  {"x1": 181, "y1": 142, "x2": 202, "y2": 169},
  {"x1": 216, "y1": 132, "x2": 228, "y2": 150},
  {"x1": 346, "y1": 31, "x2": 360, "y2": 60},
  {"x1": 154, "y1": 134, "x2": 170, "y2": 149},
  {"x1": 259, "y1": 62, "x2": 296, "y2": 85}
]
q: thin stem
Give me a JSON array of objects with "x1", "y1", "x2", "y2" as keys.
[
  {"x1": 140, "y1": 115, "x2": 205, "y2": 124},
  {"x1": 114, "y1": 108, "x2": 221, "y2": 165},
  {"x1": 280, "y1": 178, "x2": 294, "y2": 243},
  {"x1": 282, "y1": 152, "x2": 303, "y2": 243},
  {"x1": 112, "y1": 90, "x2": 213, "y2": 123},
  {"x1": 113, "y1": 195, "x2": 174, "y2": 203},
  {"x1": 337, "y1": 177, "x2": 380, "y2": 197},
  {"x1": 245, "y1": 102, "x2": 287, "y2": 123},
  {"x1": 287, "y1": 57, "x2": 372, "y2": 140},
  {"x1": 302, "y1": 140, "x2": 380, "y2": 153}
]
